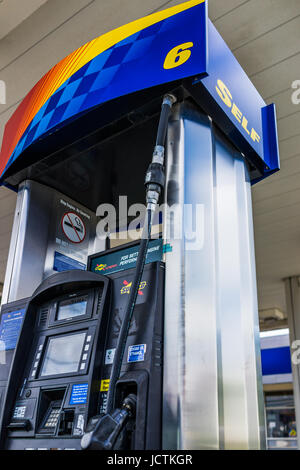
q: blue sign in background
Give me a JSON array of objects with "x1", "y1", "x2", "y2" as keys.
[
  {"x1": 261, "y1": 347, "x2": 292, "y2": 376},
  {"x1": 0, "y1": 309, "x2": 26, "y2": 351}
]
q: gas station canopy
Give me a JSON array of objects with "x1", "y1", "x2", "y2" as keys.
[{"x1": 0, "y1": 0, "x2": 279, "y2": 190}]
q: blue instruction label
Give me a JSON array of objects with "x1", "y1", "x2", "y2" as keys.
[
  {"x1": 0, "y1": 309, "x2": 25, "y2": 351},
  {"x1": 70, "y1": 383, "x2": 89, "y2": 405},
  {"x1": 54, "y1": 251, "x2": 86, "y2": 272},
  {"x1": 127, "y1": 344, "x2": 146, "y2": 363}
]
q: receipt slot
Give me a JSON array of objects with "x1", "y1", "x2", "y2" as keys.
[{"x1": 0, "y1": 1, "x2": 279, "y2": 450}]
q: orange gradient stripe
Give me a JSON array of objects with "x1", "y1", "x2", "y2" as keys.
[{"x1": 0, "y1": 0, "x2": 205, "y2": 176}]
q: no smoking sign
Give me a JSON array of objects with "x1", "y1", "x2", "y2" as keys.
[{"x1": 61, "y1": 212, "x2": 86, "y2": 244}]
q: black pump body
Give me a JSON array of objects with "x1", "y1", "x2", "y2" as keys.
[{"x1": 0, "y1": 246, "x2": 164, "y2": 450}]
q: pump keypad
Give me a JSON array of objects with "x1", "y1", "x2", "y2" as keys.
[{"x1": 45, "y1": 408, "x2": 60, "y2": 428}]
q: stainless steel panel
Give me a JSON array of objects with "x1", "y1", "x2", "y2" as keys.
[
  {"x1": 214, "y1": 127, "x2": 265, "y2": 449},
  {"x1": 2, "y1": 180, "x2": 51, "y2": 303},
  {"x1": 162, "y1": 106, "x2": 186, "y2": 450},
  {"x1": 2, "y1": 180, "x2": 96, "y2": 304},
  {"x1": 163, "y1": 101, "x2": 265, "y2": 449}
]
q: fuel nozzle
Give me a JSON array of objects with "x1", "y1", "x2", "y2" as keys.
[
  {"x1": 145, "y1": 94, "x2": 177, "y2": 211},
  {"x1": 81, "y1": 394, "x2": 137, "y2": 451}
]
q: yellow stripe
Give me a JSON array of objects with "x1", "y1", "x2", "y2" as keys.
[
  {"x1": 60, "y1": 0, "x2": 205, "y2": 83},
  {"x1": 4, "y1": 0, "x2": 205, "y2": 164}
]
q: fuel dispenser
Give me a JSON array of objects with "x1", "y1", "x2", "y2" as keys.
[{"x1": 0, "y1": 0, "x2": 280, "y2": 450}]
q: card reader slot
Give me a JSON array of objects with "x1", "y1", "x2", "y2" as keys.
[
  {"x1": 7, "y1": 419, "x2": 31, "y2": 431},
  {"x1": 37, "y1": 389, "x2": 66, "y2": 435}
]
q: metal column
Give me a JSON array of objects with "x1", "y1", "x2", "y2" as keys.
[
  {"x1": 163, "y1": 101, "x2": 265, "y2": 450},
  {"x1": 284, "y1": 276, "x2": 300, "y2": 450}
]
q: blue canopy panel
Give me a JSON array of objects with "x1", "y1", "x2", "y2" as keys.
[{"x1": 0, "y1": 0, "x2": 279, "y2": 189}]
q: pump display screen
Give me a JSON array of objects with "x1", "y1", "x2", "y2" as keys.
[
  {"x1": 40, "y1": 332, "x2": 86, "y2": 377},
  {"x1": 56, "y1": 296, "x2": 88, "y2": 321}
]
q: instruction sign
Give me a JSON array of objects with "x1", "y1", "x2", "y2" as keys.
[
  {"x1": 0, "y1": 309, "x2": 26, "y2": 351},
  {"x1": 53, "y1": 252, "x2": 86, "y2": 272},
  {"x1": 128, "y1": 344, "x2": 146, "y2": 363},
  {"x1": 100, "y1": 379, "x2": 110, "y2": 392},
  {"x1": 43, "y1": 195, "x2": 94, "y2": 280},
  {"x1": 70, "y1": 383, "x2": 89, "y2": 405}
]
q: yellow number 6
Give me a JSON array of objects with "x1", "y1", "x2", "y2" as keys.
[{"x1": 163, "y1": 42, "x2": 194, "y2": 70}]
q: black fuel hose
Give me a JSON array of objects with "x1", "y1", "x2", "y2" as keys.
[
  {"x1": 106, "y1": 94, "x2": 176, "y2": 415},
  {"x1": 106, "y1": 210, "x2": 152, "y2": 413},
  {"x1": 155, "y1": 100, "x2": 174, "y2": 147}
]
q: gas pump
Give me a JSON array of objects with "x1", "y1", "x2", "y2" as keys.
[{"x1": 0, "y1": 0, "x2": 279, "y2": 450}]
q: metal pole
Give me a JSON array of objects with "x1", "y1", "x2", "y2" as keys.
[{"x1": 284, "y1": 276, "x2": 300, "y2": 449}]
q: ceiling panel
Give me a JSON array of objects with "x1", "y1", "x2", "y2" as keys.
[
  {"x1": 252, "y1": 171, "x2": 300, "y2": 201},
  {"x1": 235, "y1": 15, "x2": 300, "y2": 76},
  {"x1": 0, "y1": 0, "x2": 92, "y2": 70},
  {"x1": 266, "y1": 89, "x2": 298, "y2": 120},
  {"x1": 254, "y1": 213, "x2": 300, "y2": 239},
  {"x1": 253, "y1": 187, "x2": 300, "y2": 217},
  {"x1": 208, "y1": 0, "x2": 251, "y2": 21},
  {"x1": 0, "y1": 0, "x2": 48, "y2": 40},
  {"x1": 279, "y1": 134, "x2": 300, "y2": 160},
  {"x1": 253, "y1": 157, "x2": 300, "y2": 196},
  {"x1": 214, "y1": 0, "x2": 300, "y2": 51},
  {"x1": 251, "y1": 53, "x2": 300, "y2": 99},
  {"x1": 277, "y1": 111, "x2": 300, "y2": 141}
]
